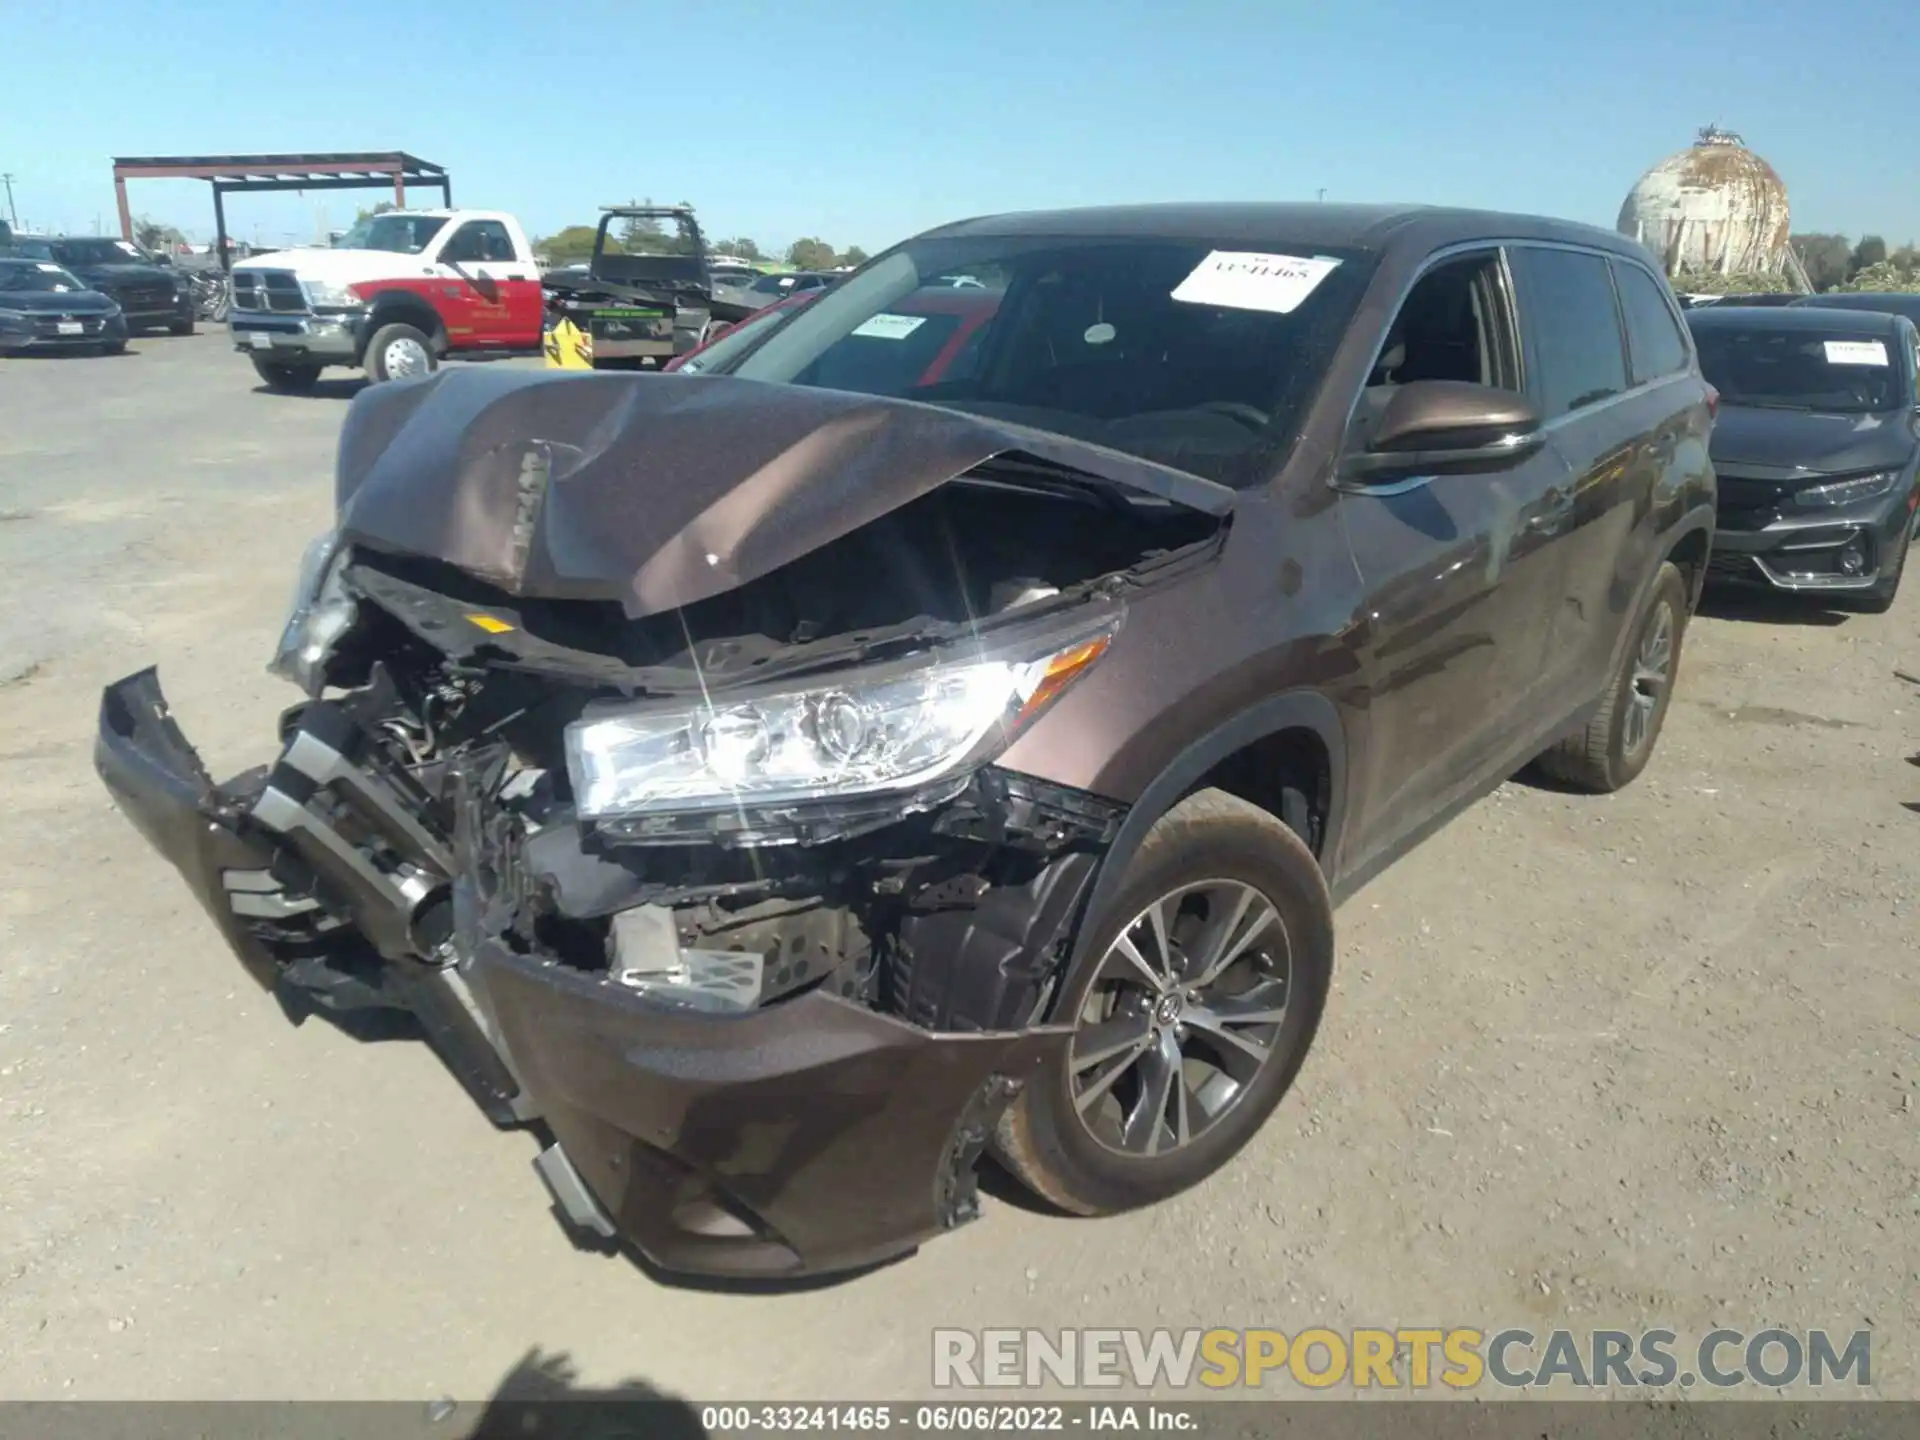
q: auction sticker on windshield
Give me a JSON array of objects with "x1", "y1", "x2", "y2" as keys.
[
  {"x1": 1824, "y1": 339, "x2": 1888, "y2": 366},
  {"x1": 851, "y1": 313, "x2": 927, "y2": 340},
  {"x1": 1171, "y1": 251, "x2": 1342, "y2": 315}
]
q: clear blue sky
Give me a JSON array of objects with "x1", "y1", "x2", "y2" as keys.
[{"x1": 4, "y1": 0, "x2": 1913, "y2": 254}]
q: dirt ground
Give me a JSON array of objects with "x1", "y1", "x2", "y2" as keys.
[{"x1": 1, "y1": 334, "x2": 1916, "y2": 1405}]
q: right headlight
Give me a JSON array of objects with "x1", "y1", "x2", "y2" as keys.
[
  {"x1": 300, "y1": 278, "x2": 364, "y2": 309},
  {"x1": 565, "y1": 615, "x2": 1119, "y2": 825},
  {"x1": 267, "y1": 530, "x2": 357, "y2": 695},
  {"x1": 1792, "y1": 471, "x2": 1900, "y2": 509}
]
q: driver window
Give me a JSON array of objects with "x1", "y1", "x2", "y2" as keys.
[
  {"x1": 442, "y1": 222, "x2": 511, "y2": 264},
  {"x1": 1352, "y1": 251, "x2": 1508, "y2": 449}
]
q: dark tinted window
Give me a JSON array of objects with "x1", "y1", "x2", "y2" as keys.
[
  {"x1": 1689, "y1": 322, "x2": 1903, "y2": 413},
  {"x1": 731, "y1": 237, "x2": 1380, "y2": 487},
  {"x1": 442, "y1": 221, "x2": 514, "y2": 263},
  {"x1": 1509, "y1": 246, "x2": 1628, "y2": 418},
  {"x1": 1613, "y1": 262, "x2": 1689, "y2": 383}
]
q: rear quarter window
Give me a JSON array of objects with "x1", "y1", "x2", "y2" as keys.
[
  {"x1": 1612, "y1": 261, "x2": 1691, "y2": 384},
  {"x1": 1508, "y1": 246, "x2": 1629, "y2": 419}
]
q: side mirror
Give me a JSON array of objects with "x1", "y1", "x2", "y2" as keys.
[{"x1": 1345, "y1": 380, "x2": 1545, "y2": 480}]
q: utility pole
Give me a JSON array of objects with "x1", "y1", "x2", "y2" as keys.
[
  {"x1": 0, "y1": 174, "x2": 17, "y2": 227},
  {"x1": 1316, "y1": 188, "x2": 1327, "y2": 203}
]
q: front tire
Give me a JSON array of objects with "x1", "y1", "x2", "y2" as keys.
[
  {"x1": 363, "y1": 322, "x2": 437, "y2": 383},
  {"x1": 1535, "y1": 561, "x2": 1687, "y2": 792},
  {"x1": 99, "y1": 340, "x2": 127, "y2": 357},
  {"x1": 993, "y1": 788, "x2": 1334, "y2": 1217},
  {"x1": 169, "y1": 316, "x2": 195, "y2": 336},
  {"x1": 251, "y1": 357, "x2": 321, "y2": 392}
]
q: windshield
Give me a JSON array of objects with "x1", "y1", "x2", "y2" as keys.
[
  {"x1": 724, "y1": 234, "x2": 1378, "y2": 486},
  {"x1": 334, "y1": 214, "x2": 450, "y2": 255},
  {"x1": 0, "y1": 262, "x2": 89, "y2": 294},
  {"x1": 676, "y1": 299, "x2": 811, "y2": 374},
  {"x1": 49, "y1": 238, "x2": 146, "y2": 267},
  {"x1": 1692, "y1": 324, "x2": 1905, "y2": 413}
]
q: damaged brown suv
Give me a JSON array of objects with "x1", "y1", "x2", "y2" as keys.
[{"x1": 96, "y1": 203, "x2": 1715, "y2": 1279}]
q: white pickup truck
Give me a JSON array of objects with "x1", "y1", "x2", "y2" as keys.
[{"x1": 227, "y1": 209, "x2": 544, "y2": 391}]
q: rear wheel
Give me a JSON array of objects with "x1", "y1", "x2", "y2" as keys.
[
  {"x1": 992, "y1": 789, "x2": 1333, "y2": 1216},
  {"x1": 1535, "y1": 561, "x2": 1687, "y2": 792},
  {"x1": 251, "y1": 357, "x2": 321, "y2": 392},
  {"x1": 363, "y1": 322, "x2": 437, "y2": 383}
]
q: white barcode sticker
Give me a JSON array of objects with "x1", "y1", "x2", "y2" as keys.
[
  {"x1": 1824, "y1": 339, "x2": 1888, "y2": 366},
  {"x1": 851, "y1": 313, "x2": 926, "y2": 340},
  {"x1": 1171, "y1": 251, "x2": 1342, "y2": 315}
]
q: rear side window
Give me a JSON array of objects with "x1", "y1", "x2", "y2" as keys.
[
  {"x1": 1508, "y1": 246, "x2": 1628, "y2": 419},
  {"x1": 1613, "y1": 261, "x2": 1690, "y2": 383}
]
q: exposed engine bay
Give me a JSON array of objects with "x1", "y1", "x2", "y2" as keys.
[{"x1": 241, "y1": 468, "x2": 1217, "y2": 1038}]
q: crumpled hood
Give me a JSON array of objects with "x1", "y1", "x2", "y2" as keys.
[
  {"x1": 332, "y1": 366, "x2": 1234, "y2": 617},
  {"x1": 1710, "y1": 403, "x2": 1916, "y2": 478}
]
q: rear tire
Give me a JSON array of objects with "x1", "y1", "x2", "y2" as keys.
[
  {"x1": 363, "y1": 322, "x2": 437, "y2": 383},
  {"x1": 252, "y1": 357, "x2": 321, "y2": 392},
  {"x1": 992, "y1": 788, "x2": 1333, "y2": 1217},
  {"x1": 100, "y1": 340, "x2": 127, "y2": 357},
  {"x1": 1535, "y1": 562, "x2": 1687, "y2": 793}
]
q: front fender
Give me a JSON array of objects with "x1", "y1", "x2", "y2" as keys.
[{"x1": 1060, "y1": 688, "x2": 1350, "y2": 974}]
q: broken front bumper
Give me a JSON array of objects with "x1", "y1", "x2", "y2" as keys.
[{"x1": 93, "y1": 668, "x2": 1073, "y2": 1280}]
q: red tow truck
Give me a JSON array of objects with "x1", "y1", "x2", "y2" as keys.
[{"x1": 226, "y1": 209, "x2": 545, "y2": 391}]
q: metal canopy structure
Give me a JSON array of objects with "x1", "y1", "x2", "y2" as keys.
[{"x1": 110, "y1": 152, "x2": 452, "y2": 269}]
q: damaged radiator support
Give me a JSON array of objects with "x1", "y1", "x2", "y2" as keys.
[{"x1": 245, "y1": 694, "x2": 526, "y2": 1125}]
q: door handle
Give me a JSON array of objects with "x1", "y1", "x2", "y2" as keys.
[{"x1": 1529, "y1": 486, "x2": 1575, "y2": 532}]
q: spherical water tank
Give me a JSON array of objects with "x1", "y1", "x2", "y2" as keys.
[{"x1": 1618, "y1": 127, "x2": 1792, "y2": 277}]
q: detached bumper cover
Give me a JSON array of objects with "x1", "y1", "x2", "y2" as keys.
[
  {"x1": 93, "y1": 667, "x2": 1073, "y2": 1279},
  {"x1": 94, "y1": 668, "x2": 287, "y2": 991},
  {"x1": 478, "y1": 944, "x2": 1066, "y2": 1277}
]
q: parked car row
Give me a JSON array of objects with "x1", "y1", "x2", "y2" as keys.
[{"x1": 0, "y1": 234, "x2": 200, "y2": 356}]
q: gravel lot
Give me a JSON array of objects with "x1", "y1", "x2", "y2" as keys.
[{"x1": 1, "y1": 333, "x2": 1916, "y2": 1405}]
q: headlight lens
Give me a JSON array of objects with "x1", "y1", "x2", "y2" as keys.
[
  {"x1": 267, "y1": 530, "x2": 357, "y2": 695},
  {"x1": 1792, "y1": 471, "x2": 1900, "y2": 509},
  {"x1": 565, "y1": 618, "x2": 1119, "y2": 822},
  {"x1": 300, "y1": 278, "x2": 363, "y2": 309}
]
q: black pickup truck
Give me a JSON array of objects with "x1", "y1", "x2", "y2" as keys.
[{"x1": 541, "y1": 205, "x2": 754, "y2": 369}]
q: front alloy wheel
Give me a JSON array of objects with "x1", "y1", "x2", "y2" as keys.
[
  {"x1": 1071, "y1": 880, "x2": 1290, "y2": 1157},
  {"x1": 993, "y1": 788, "x2": 1333, "y2": 1217}
]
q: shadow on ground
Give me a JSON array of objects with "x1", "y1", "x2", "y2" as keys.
[
  {"x1": 249, "y1": 377, "x2": 368, "y2": 401},
  {"x1": 1695, "y1": 587, "x2": 1853, "y2": 627},
  {"x1": 453, "y1": 1348, "x2": 709, "y2": 1438}
]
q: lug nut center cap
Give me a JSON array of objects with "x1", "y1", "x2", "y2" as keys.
[{"x1": 1154, "y1": 993, "x2": 1183, "y2": 1027}]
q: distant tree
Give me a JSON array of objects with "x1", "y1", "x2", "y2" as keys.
[
  {"x1": 1671, "y1": 268, "x2": 1792, "y2": 296},
  {"x1": 354, "y1": 202, "x2": 398, "y2": 223},
  {"x1": 787, "y1": 237, "x2": 837, "y2": 270},
  {"x1": 1836, "y1": 258, "x2": 1920, "y2": 293},
  {"x1": 838, "y1": 245, "x2": 870, "y2": 268},
  {"x1": 1791, "y1": 233, "x2": 1852, "y2": 292},
  {"x1": 1891, "y1": 242, "x2": 1920, "y2": 272},
  {"x1": 713, "y1": 236, "x2": 763, "y2": 262},
  {"x1": 131, "y1": 215, "x2": 187, "y2": 251},
  {"x1": 1848, "y1": 235, "x2": 1888, "y2": 278},
  {"x1": 538, "y1": 225, "x2": 619, "y2": 265},
  {"x1": 618, "y1": 198, "x2": 668, "y2": 254}
]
